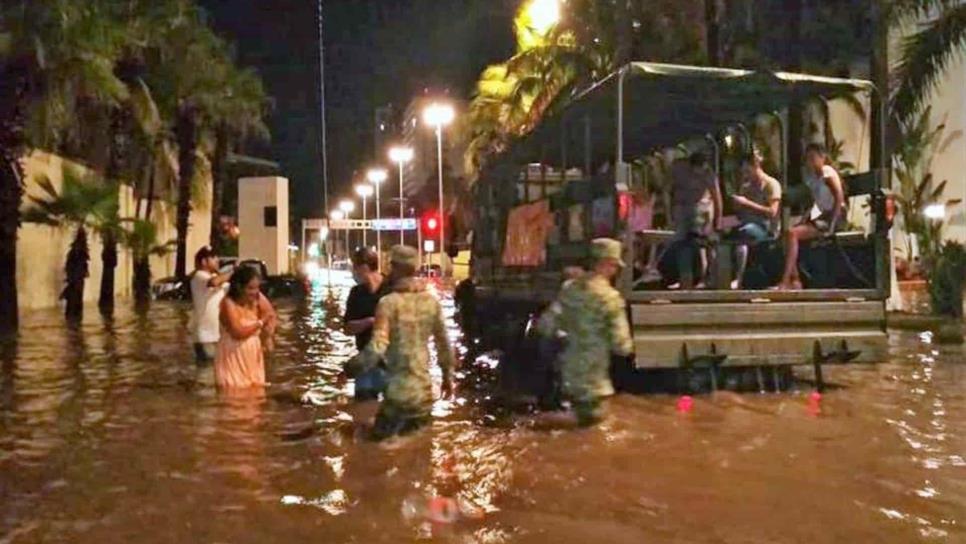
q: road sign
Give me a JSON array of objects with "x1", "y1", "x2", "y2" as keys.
[
  {"x1": 423, "y1": 240, "x2": 436, "y2": 253},
  {"x1": 372, "y1": 218, "x2": 417, "y2": 231}
]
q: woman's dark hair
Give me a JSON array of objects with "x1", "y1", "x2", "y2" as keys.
[
  {"x1": 228, "y1": 265, "x2": 261, "y2": 301},
  {"x1": 805, "y1": 142, "x2": 827, "y2": 156},
  {"x1": 739, "y1": 149, "x2": 763, "y2": 167}
]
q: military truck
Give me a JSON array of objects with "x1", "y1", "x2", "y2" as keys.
[{"x1": 461, "y1": 62, "x2": 895, "y2": 393}]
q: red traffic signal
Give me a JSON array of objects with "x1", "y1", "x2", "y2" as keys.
[{"x1": 420, "y1": 210, "x2": 442, "y2": 237}]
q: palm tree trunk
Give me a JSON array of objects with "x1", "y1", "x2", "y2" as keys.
[
  {"x1": 784, "y1": 0, "x2": 805, "y2": 186},
  {"x1": 144, "y1": 158, "x2": 156, "y2": 221},
  {"x1": 705, "y1": 0, "x2": 722, "y2": 65},
  {"x1": 174, "y1": 106, "x2": 198, "y2": 279},
  {"x1": 99, "y1": 108, "x2": 125, "y2": 312},
  {"x1": 210, "y1": 122, "x2": 229, "y2": 253},
  {"x1": 0, "y1": 65, "x2": 27, "y2": 334},
  {"x1": 870, "y1": 0, "x2": 890, "y2": 172},
  {"x1": 614, "y1": 0, "x2": 632, "y2": 67},
  {"x1": 99, "y1": 230, "x2": 118, "y2": 311},
  {"x1": 133, "y1": 257, "x2": 151, "y2": 303},
  {"x1": 63, "y1": 225, "x2": 89, "y2": 320}
]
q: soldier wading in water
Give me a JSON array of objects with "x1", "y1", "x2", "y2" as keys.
[
  {"x1": 347, "y1": 245, "x2": 456, "y2": 440},
  {"x1": 537, "y1": 238, "x2": 634, "y2": 427}
]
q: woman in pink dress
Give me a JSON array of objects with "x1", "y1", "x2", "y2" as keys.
[{"x1": 214, "y1": 266, "x2": 276, "y2": 389}]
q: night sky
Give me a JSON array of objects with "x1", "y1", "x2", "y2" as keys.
[{"x1": 197, "y1": 0, "x2": 517, "y2": 221}]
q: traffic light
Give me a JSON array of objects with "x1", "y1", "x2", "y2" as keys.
[{"x1": 420, "y1": 210, "x2": 442, "y2": 238}]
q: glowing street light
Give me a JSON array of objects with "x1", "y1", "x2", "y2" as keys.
[
  {"x1": 355, "y1": 183, "x2": 374, "y2": 247},
  {"x1": 367, "y1": 168, "x2": 389, "y2": 263},
  {"x1": 389, "y1": 146, "x2": 414, "y2": 244},
  {"x1": 527, "y1": 0, "x2": 560, "y2": 35},
  {"x1": 423, "y1": 102, "x2": 455, "y2": 274}
]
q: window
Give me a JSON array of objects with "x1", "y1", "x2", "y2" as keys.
[{"x1": 264, "y1": 206, "x2": 277, "y2": 227}]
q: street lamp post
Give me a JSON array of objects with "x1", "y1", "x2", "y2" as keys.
[
  {"x1": 355, "y1": 184, "x2": 374, "y2": 248},
  {"x1": 366, "y1": 168, "x2": 388, "y2": 265},
  {"x1": 339, "y1": 200, "x2": 355, "y2": 254},
  {"x1": 423, "y1": 103, "x2": 455, "y2": 274},
  {"x1": 389, "y1": 146, "x2": 414, "y2": 245}
]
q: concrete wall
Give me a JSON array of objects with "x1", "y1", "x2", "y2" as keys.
[
  {"x1": 238, "y1": 176, "x2": 289, "y2": 275},
  {"x1": 923, "y1": 54, "x2": 966, "y2": 244},
  {"x1": 16, "y1": 151, "x2": 212, "y2": 310}
]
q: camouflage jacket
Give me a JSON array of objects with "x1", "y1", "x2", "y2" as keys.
[
  {"x1": 537, "y1": 273, "x2": 633, "y2": 401},
  {"x1": 361, "y1": 278, "x2": 455, "y2": 410}
]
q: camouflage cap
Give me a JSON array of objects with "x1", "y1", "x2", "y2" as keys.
[
  {"x1": 590, "y1": 238, "x2": 625, "y2": 267},
  {"x1": 389, "y1": 245, "x2": 419, "y2": 268}
]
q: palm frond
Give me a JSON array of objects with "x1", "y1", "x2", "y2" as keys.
[{"x1": 891, "y1": 4, "x2": 966, "y2": 123}]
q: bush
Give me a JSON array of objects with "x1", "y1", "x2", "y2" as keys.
[{"x1": 928, "y1": 241, "x2": 966, "y2": 319}]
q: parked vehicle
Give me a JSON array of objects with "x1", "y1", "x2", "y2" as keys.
[{"x1": 153, "y1": 259, "x2": 308, "y2": 301}]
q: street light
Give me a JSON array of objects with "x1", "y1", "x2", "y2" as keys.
[
  {"x1": 355, "y1": 184, "x2": 374, "y2": 248},
  {"x1": 527, "y1": 0, "x2": 560, "y2": 35},
  {"x1": 367, "y1": 168, "x2": 389, "y2": 263},
  {"x1": 423, "y1": 102, "x2": 455, "y2": 274},
  {"x1": 389, "y1": 146, "x2": 414, "y2": 244}
]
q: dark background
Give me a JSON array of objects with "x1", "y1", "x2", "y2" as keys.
[{"x1": 197, "y1": 0, "x2": 517, "y2": 221}]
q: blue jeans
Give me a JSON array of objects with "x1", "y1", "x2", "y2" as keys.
[
  {"x1": 737, "y1": 222, "x2": 771, "y2": 242},
  {"x1": 355, "y1": 366, "x2": 388, "y2": 400}
]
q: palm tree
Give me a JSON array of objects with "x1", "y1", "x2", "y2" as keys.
[
  {"x1": 209, "y1": 65, "x2": 270, "y2": 253},
  {"x1": 141, "y1": 2, "x2": 232, "y2": 278},
  {"x1": 22, "y1": 166, "x2": 119, "y2": 319},
  {"x1": 889, "y1": 0, "x2": 966, "y2": 124},
  {"x1": 892, "y1": 106, "x2": 963, "y2": 264},
  {"x1": 465, "y1": 0, "x2": 707, "y2": 182},
  {"x1": 0, "y1": 0, "x2": 127, "y2": 332},
  {"x1": 120, "y1": 218, "x2": 175, "y2": 303}
]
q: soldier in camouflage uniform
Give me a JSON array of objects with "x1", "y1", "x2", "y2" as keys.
[
  {"x1": 537, "y1": 238, "x2": 634, "y2": 426},
  {"x1": 350, "y1": 245, "x2": 456, "y2": 440}
]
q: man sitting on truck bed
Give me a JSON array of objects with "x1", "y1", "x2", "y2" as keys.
[
  {"x1": 536, "y1": 239, "x2": 633, "y2": 427},
  {"x1": 730, "y1": 150, "x2": 782, "y2": 289},
  {"x1": 670, "y1": 152, "x2": 723, "y2": 288}
]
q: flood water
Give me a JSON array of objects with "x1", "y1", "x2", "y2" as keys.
[{"x1": 1, "y1": 276, "x2": 964, "y2": 543}]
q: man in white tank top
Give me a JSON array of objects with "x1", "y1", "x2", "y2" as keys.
[{"x1": 775, "y1": 143, "x2": 846, "y2": 290}]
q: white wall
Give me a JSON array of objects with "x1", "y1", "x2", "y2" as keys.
[
  {"x1": 16, "y1": 151, "x2": 212, "y2": 310},
  {"x1": 924, "y1": 54, "x2": 966, "y2": 244},
  {"x1": 238, "y1": 176, "x2": 289, "y2": 275}
]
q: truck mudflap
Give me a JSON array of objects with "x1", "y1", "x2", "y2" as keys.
[{"x1": 630, "y1": 300, "x2": 887, "y2": 369}]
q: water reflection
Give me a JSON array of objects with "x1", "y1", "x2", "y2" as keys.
[{"x1": 0, "y1": 280, "x2": 963, "y2": 543}]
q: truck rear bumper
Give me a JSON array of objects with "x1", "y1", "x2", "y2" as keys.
[{"x1": 630, "y1": 301, "x2": 887, "y2": 368}]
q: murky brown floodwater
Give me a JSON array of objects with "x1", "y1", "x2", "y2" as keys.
[{"x1": 1, "y1": 275, "x2": 964, "y2": 543}]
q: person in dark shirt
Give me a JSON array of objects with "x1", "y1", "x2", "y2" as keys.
[{"x1": 344, "y1": 248, "x2": 391, "y2": 400}]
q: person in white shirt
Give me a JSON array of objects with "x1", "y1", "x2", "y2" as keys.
[
  {"x1": 190, "y1": 246, "x2": 233, "y2": 362},
  {"x1": 775, "y1": 143, "x2": 846, "y2": 290}
]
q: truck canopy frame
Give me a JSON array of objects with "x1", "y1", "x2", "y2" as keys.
[{"x1": 502, "y1": 62, "x2": 881, "y2": 173}]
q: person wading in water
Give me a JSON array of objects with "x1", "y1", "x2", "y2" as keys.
[
  {"x1": 347, "y1": 245, "x2": 456, "y2": 440},
  {"x1": 536, "y1": 238, "x2": 634, "y2": 427}
]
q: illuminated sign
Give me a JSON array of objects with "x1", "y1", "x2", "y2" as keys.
[{"x1": 372, "y1": 218, "x2": 418, "y2": 231}]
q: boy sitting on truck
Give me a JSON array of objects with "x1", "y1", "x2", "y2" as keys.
[{"x1": 730, "y1": 151, "x2": 782, "y2": 289}]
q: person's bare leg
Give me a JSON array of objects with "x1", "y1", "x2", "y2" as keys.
[
  {"x1": 696, "y1": 248, "x2": 708, "y2": 288},
  {"x1": 778, "y1": 225, "x2": 819, "y2": 289},
  {"x1": 732, "y1": 244, "x2": 748, "y2": 289}
]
